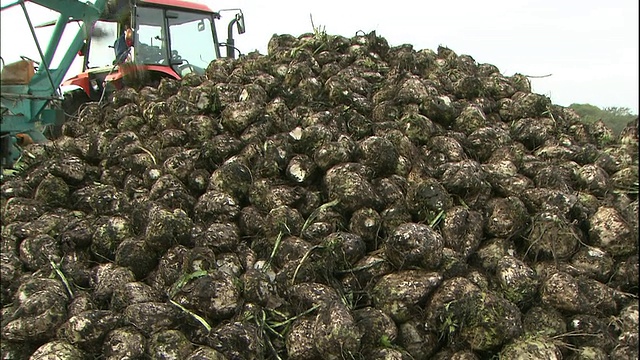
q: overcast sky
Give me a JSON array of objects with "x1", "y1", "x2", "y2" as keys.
[{"x1": 2, "y1": 0, "x2": 638, "y2": 113}]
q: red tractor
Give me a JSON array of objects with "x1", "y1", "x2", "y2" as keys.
[{"x1": 61, "y1": 0, "x2": 245, "y2": 104}]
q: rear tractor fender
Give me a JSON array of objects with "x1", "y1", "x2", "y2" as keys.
[{"x1": 118, "y1": 65, "x2": 181, "y2": 89}]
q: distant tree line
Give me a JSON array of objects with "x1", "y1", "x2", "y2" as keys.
[{"x1": 569, "y1": 103, "x2": 637, "y2": 136}]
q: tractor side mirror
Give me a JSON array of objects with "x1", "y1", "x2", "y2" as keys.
[{"x1": 235, "y1": 13, "x2": 245, "y2": 34}]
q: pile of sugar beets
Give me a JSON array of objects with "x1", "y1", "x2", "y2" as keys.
[{"x1": 1, "y1": 31, "x2": 638, "y2": 360}]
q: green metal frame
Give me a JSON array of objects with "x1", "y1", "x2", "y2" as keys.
[{"x1": 1, "y1": 0, "x2": 108, "y2": 168}]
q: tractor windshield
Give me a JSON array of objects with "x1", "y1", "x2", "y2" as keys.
[
  {"x1": 87, "y1": 21, "x2": 120, "y2": 68},
  {"x1": 134, "y1": 7, "x2": 168, "y2": 65},
  {"x1": 134, "y1": 5, "x2": 218, "y2": 76},
  {"x1": 166, "y1": 10, "x2": 217, "y2": 74}
]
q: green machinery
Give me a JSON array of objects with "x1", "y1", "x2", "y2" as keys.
[{"x1": 1, "y1": 0, "x2": 108, "y2": 168}]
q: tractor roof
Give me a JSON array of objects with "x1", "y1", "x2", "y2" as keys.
[
  {"x1": 31, "y1": 0, "x2": 218, "y2": 28},
  {"x1": 102, "y1": 0, "x2": 217, "y2": 22},
  {"x1": 138, "y1": 0, "x2": 215, "y2": 13}
]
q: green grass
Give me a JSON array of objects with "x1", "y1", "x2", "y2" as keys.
[
  {"x1": 50, "y1": 260, "x2": 74, "y2": 299},
  {"x1": 169, "y1": 299, "x2": 212, "y2": 333},
  {"x1": 301, "y1": 199, "x2": 340, "y2": 234},
  {"x1": 168, "y1": 270, "x2": 208, "y2": 298}
]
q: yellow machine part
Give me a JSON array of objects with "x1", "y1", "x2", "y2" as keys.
[{"x1": 0, "y1": 59, "x2": 35, "y2": 85}]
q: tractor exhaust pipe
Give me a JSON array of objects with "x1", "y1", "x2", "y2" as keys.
[{"x1": 225, "y1": 11, "x2": 245, "y2": 58}]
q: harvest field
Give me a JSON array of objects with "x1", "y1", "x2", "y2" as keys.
[{"x1": 1, "y1": 31, "x2": 638, "y2": 359}]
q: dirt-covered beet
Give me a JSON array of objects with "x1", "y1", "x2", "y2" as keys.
[{"x1": 1, "y1": 30, "x2": 638, "y2": 360}]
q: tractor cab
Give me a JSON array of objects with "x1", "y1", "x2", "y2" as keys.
[
  {"x1": 133, "y1": 2, "x2": 218, "y2": 76},
  {"x1": 63, "y1": 0, "x2": 245, "y2": 101}
]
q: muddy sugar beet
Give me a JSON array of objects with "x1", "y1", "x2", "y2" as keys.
[{"x1": 1, "y1": 30, "x2": 638, "y2": 359}]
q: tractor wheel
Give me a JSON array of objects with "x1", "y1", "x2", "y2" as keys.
[{"x1": 46, "y1": 89, "x2": 90, "y2": 139}]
